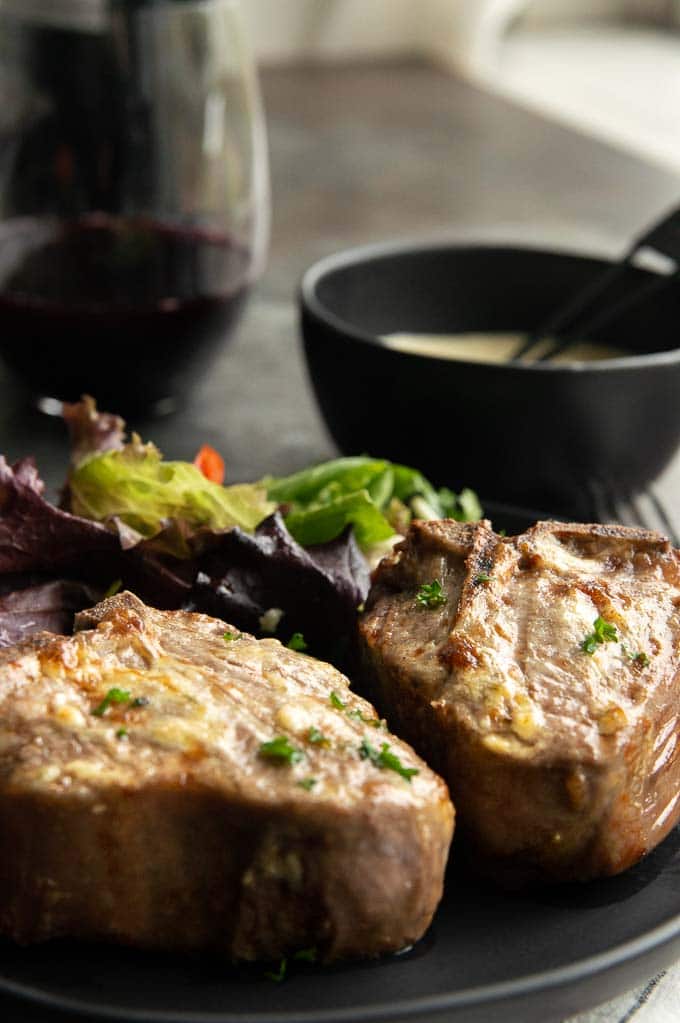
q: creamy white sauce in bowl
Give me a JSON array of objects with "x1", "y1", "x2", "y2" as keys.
[{"x1": 382, "y1": 332, "x2": 627, "y2": 365}]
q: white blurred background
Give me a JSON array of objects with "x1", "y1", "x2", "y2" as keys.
[{"x1": 242, "y1": 0, "x2": 680, "y2": 173}]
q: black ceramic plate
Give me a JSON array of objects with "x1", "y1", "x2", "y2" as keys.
[{"x1": 1, "y1": 502, "x2": 679, "y2": 1023}]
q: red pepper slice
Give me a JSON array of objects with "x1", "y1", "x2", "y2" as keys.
[{"x1": 193, "y1": 444, "x2": 225, "y2": 484}]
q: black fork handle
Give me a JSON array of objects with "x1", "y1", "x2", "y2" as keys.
[
  {"x1": 513, "y1": 201, "x2": 680, "y2": 363},
  {"x1": 536, "y1": 270, "x2": 676, "y2": 362}
]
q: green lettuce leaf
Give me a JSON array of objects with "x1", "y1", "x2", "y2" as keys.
[
  {"x1": 263, "y1": 456, "x2": 482, "y2": 548},
  {"x1": 64, "y1": 397, "x2": 481, "y2": 557},
  {"x1": 69, "y1": 438, "x2": 274, "y2": 555},
  {"x1": 283, "y1": 490, "x2": 396, "y2": 548},
  {"x1": 264, "y1": 457, "x2": 391, "y2": 505}
]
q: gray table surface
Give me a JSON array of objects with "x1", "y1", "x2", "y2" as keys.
[{"x1": 0, "y1": 60, "x2": 679, "y2": 1022}]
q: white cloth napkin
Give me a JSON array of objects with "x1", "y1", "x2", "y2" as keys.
[{"x1": 566, "y1": 964, "x2": 680, "y2": 1023}]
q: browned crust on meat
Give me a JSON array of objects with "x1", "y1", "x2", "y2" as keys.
[
  {"x1": 0, "y1": 593, "x2": 453, "y2": 960},
  {"x1": 0, "y1": 785, "x2": 448, "y2": 960},
  {"x1": 359, "y1": 519, "x2": 680, "y2": 885}
]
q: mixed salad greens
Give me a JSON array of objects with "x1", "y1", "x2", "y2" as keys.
[
  {"x1": 0, "y1": 398, "x2": 482, "y2": 666},
  {"x1": 66, "y1": 401, "x2": 481, "y2": 557}
]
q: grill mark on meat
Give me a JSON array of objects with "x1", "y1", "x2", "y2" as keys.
[
  {"x1": 359, "y1": 518, "x2": 680, "y2": 885},
  {"x1": 439, "y1": 635, "x2": 479, "y2": 671},
  {"x1": 512, "y1": 554, "x2": 537, "y2": 704},
  {"x1": 457, "y1": 525, "x2": 499, "y2": 614}
]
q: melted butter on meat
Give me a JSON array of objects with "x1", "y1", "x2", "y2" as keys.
[
  {"x1": 435, "y1": 524, "x2": 679, "y2": 761},
  {"x1": 369, "y1": 519, "x2": 680, "y2": 762},
  {"x1": 0, "y1": 601, "x2": 431, "y2": 810},
  {"x1": 360, "y1": 518, "x2": 680, "y2": 882}
]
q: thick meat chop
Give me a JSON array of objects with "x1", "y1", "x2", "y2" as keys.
[
  {"x1": 0, "y1": 592, "x2": 452, "y2": 960},
  {"x1": 359, "y1": 519, "x2": 680, "y2": 885}
]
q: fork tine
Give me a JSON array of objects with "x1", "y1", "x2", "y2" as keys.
[
  {"x1": 605, "y1": 489, "x2": 642, "y2": 530},
  {"x1": 648, "y1": 489, "x2": 680, "y2": 549},
  {"x1": 588, "y1": 481, "x2": 680, "y2": 547},
  {"x1": 620, "y1": 490, "x2": 664, "y2": 532},
  {"x1": 622, "y1": 489, "x2": 680, "y2": 547},
  {"x1": 587, "y1": 479, "x2": 616, "y2": 525}
]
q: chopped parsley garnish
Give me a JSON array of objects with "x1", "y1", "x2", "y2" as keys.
[
  {"x1": 297, "y1": 777, "x2": 317, "y2": 791},
  {"x1": 287, "y1": 632, "x2": 308, "y2": 652},
  {"x1": 307, "y1": 726, "x2": 329, "y2": 746},
  {"x1": 416, "y1": 579, "x2": 447, "y2": 609},
  {"x1": 116, "y1": 727, "x2": 128, "y2": 740},
  {"x1": 359, "y1": 739, "x2": 419, "y2": 782},
  {"x1": 474, "y1": 573, "x2": 492, "y2": 584},
  {"x1": 103, "y1": 578, "x2": 122, "y2": 598},
  {"x1": 131, "y1": 696, "x2": 149, "y2": 708},
  {"x1": 264, "y1": 947, "x2": 318, "y2": 982},
  {"x1": 622, "y1": 644, "x2": 650, "y2": 667},
  {"x1": 259, "y1": 736, "x2": 304, "y2": 766},
  {"x1": 92, "y1": 687, "x2": 132, "y2": 717},
  {"x1": 330, "y1": 691, "x2": 384, "y2": 728},
  {"x1": 293, "y1": 947, "x2": 317, "y2": 963},
  {"x1": 264, "y1": 958, "x2": 287, "y2": 983},
  {"x1": 223, "y1": 631, "x2": 241, "y2": 643},
  {"x1": 347, "y1": 708, "x2": 384, "y2": 729},
  {"x1": 329, "y1": 690, "x2": 347, "y2": 710},
  {"x1": 356, "y1": 602, "x2": 365, "y2": 613},
  {"x1": 581, "y1": 616, "x2": 618, "y2": 655}
]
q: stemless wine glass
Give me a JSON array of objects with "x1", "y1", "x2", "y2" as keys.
[{"x1": 0, "y1": 0, "x2": 270, "y2": 415}]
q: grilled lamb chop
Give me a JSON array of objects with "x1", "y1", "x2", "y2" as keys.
[
  {"x1": 359, "y1": 519, "x2": 680, "y2": 886},
  {"x1": 0, "y1": 592, "x2": 453, "y2": 961}
]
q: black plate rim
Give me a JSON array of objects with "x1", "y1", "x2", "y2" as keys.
[{"x1": 2, "y1": 912, "x2": 680, "y2": 1023}]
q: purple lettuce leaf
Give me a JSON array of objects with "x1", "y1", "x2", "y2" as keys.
[
  {"x1": 119, "y1": 544, "x2": 196, "y2": 609},
  {"x1": 0, "y1": 578, "x2": 103, "y2": 647},
  {"x1": 0, "y1": 456, "x2": 121, "y2": 578},
  {"x1": 62, "y1": 395, "x2": 126, "y2": 467},
  {"x1": 305, "y1": 529, "x2": 371, "y2": 605},
  {"x1": 0, "y1": 455, "x2": 191, "y2": 615},
  {"x1": 0, "y1": 437, "x2": 371, "y2": 665},
  {"x1": 186, "y1": 512, "x2": 369, "y2": 666}
]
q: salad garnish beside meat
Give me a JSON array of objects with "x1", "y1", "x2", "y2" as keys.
[{"x1": 0, "y1": 396, "x2": 482, "y2": 663}]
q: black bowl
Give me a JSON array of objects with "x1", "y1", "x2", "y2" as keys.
[{"x1": 299, "y1": 240, "x2": 680, "y2": 519}]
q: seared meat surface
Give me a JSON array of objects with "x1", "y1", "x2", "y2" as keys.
[
  {"x1": 359, "y1": 519, "x2": 680, "y2": 885},
  {"x1": 0, "y1": 592, "x2": 453, "y2": 960}
]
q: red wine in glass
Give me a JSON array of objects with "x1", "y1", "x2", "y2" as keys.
[
  {"x1": 0, "y1": 215, "x2": 251, "y2": 415},
  {"x1": 0, "y1": 0, "x2": 269, "y2": 416}
]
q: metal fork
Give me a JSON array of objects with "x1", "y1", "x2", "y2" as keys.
[{"x1": 588, "y1": 480, "x2": 680, "y2": 547}]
